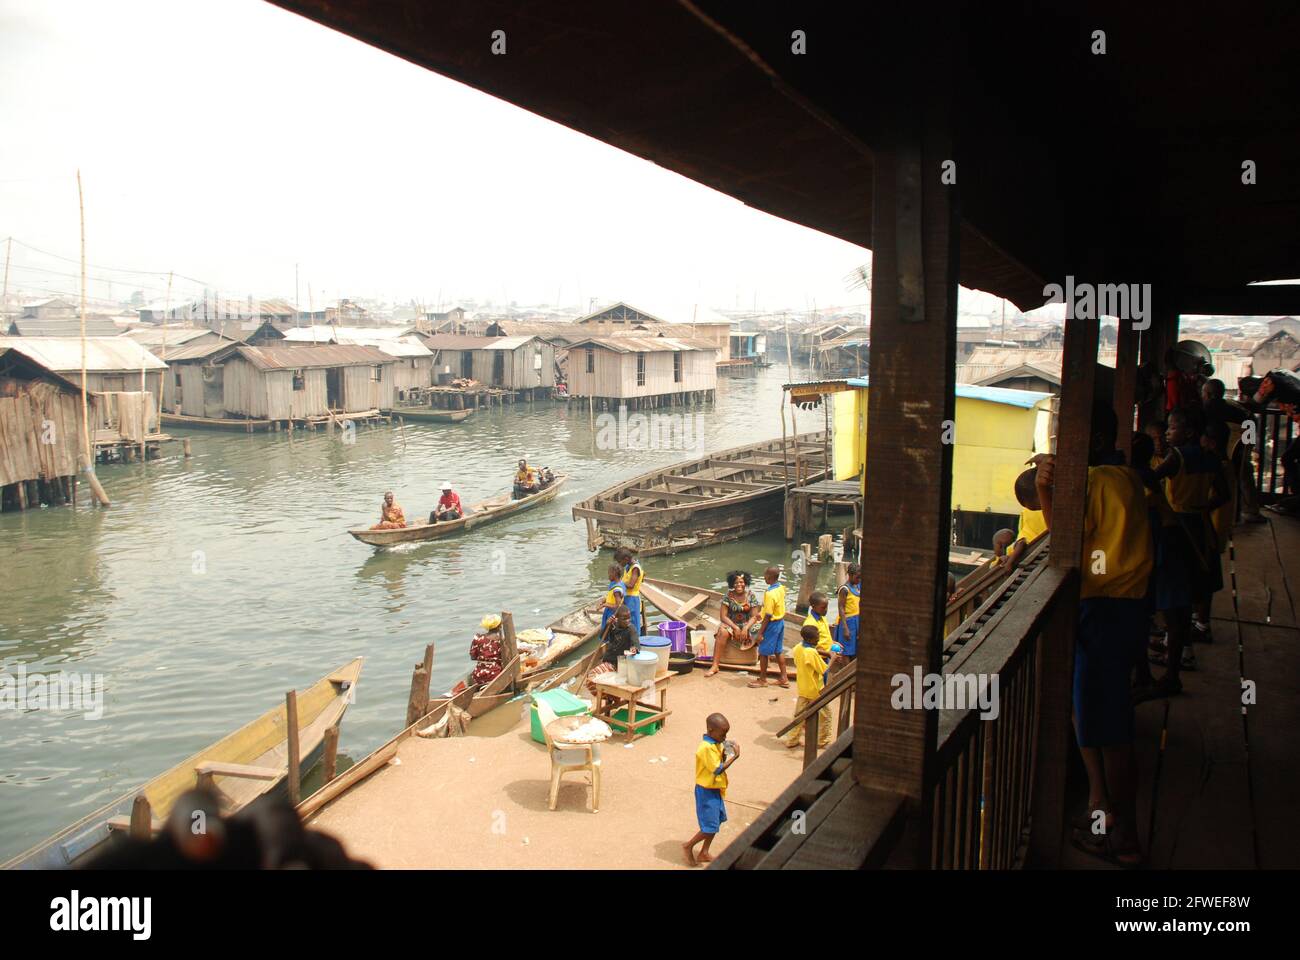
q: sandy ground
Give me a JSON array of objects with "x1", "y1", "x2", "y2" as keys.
[{"x1": 310, "y1": 667, "x2": 816, "y2": 868}]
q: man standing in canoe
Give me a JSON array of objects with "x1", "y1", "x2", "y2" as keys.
[
  {"x1": 430, "y1": 482, "x2": 463, "y2": 523},
  {"x1": 371, "y1": 491, "x2": 406, "y2": 530}
]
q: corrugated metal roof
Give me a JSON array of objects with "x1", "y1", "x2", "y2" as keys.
[
  {"x1": 229, "y1": 343, "x2": 394, "y2": 370},
  {"x1": 0, "y1": 336, "x2": 167, "y2": 372},
  {"x1": 121, "y1": 326, "x2": 215, "y2": 347},
  {"x1": 568, "y1": 336, "x2": 709, "y2": 353},
  {"x1": 419, "y1": 334, "x2": 499, "y2": 350},
  {"x1": 282, "y1": 325, "x2": 416, "y2": 342},
  {"x1": 844, "y1": 376, "x2": 1053, "y2": 409},
  {"x1": 481, "y1": 336, "x2": 540, "y2": 350},
  {"x1": 153, "y1": 337, "x2": 239, "y2": 363},
  {"x1": 9, "y1": 318, "x2": 122, "y2": 337}
]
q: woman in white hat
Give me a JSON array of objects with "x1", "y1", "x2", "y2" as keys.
[{"x1": 430, "y1": 481, "x2": 463, "y2": 523}]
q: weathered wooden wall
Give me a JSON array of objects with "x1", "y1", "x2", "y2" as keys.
[
  {"x1": 0, "y1": 381, "x2": 82, "y2": 485},
  {"x1": 568, "y1": 346, "x2": 714, "y2": 398}
]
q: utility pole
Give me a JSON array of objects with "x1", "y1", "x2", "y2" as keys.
[{"x1": 2, "y1": 236, "x2": 10, "y2": 323}]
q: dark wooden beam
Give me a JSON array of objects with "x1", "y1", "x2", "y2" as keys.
[
  {"x1": 1028, "y1": 306, "x2": 1098, "y2": 866},
  {"x1": 853, "y1": 46, "x2": 958, "y2": 870},
  {"x1": 1113, "y1": 315, "x2": 1140, "y2": 453}
]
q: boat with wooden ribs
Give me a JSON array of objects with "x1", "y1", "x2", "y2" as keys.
[
  {"x1": 2, "y1": 657, "x2": 363, "y2": 870},
  {"x1": 349, "y1": 475, "x2": 569, "y2": 547},
  {"x1": 390, "y1": 406, "x2": 474, "y2": 424},
  {"x1": 571, "y1": 433, "x2": 829, "y2": 556}
]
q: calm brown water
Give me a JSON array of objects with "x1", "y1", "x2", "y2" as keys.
[{"x1": 0, "y1": 364, "x2": 829, "y2": 861}]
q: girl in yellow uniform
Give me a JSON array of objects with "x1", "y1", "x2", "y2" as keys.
[
  {"x1": 833, "y1": 563, "x2": 862, "y2": 658},
  {"x1": 615, "y1": 547, "x2": 644, "y2": 637}
]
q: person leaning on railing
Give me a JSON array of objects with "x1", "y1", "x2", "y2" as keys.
[{"x1": 1031, "y1": 400, "x2": 1152, "y2": 869}]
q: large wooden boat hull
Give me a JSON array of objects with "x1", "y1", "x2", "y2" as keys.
[
  {"x1": 349, "y1": 476, "x2": 569, "y2": 546},
  {"x1": 161, "y1": 412, "x2": 275, "y2": 432},
  {"x1": 3, "y1": 657, "x2": 363, "y2": 870},
  {"x1": 572, "y1": 433, "x2": 829, "y2": 555},
  {"x1": 390, "y1": 407, "x2": 474, "y2": 423}
]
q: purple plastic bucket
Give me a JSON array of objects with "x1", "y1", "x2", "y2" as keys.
[{"x1": 658, "y1": 620, "x2": 689, "y2": 653}]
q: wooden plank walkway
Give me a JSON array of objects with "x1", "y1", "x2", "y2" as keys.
[{"x1": 1062, "y1": 516, "x2": 1300, "y2": 869}]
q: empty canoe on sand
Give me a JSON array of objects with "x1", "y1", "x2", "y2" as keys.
[
  {"x1": 349, "y1": 476, "x2": 568, "y2": 547},
  {"x1": 2, "y1": 657, "x2": 363, "y2": 870}
]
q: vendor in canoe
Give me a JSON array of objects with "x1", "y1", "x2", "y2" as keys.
[
  {"x1": 429, "y1": 481, "x2": 464, "y2": 523},
  {"x1": 513, "y1": 458, "x2": 540, "y2": 498},
  {"x1": 469, "y1": 614, "x2": 505, "y2": 686},
  {"x1": 705, "y1": 570, "x2": 760, "y2": 677},
  {"x1": 371, "y1": 491, "x2": 406, "y2": 529}
]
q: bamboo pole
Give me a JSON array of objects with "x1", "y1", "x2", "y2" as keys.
[
  {"x1": 285, "y1": 690, "x2": 301, "y2": 806},
  {"x1": 157, "y1": 271, "x2": 172, "y2": 423},
  {"x1": 76, "y1": 171, "x2": 90, "y2": 465},
  {"x1": 2, "y1": 236, "x2": 10, "y2": 323}
]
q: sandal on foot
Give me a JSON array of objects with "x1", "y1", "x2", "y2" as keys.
[
  {"x1": 1070, "y1": 827, "x2": 1143, "y2": 869},
  {"x1": 1134, "y1": 675, "x2": 1182, "y2": 703}
]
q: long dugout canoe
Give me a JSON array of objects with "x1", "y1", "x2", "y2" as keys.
[{"x1": 571, "y1": 432, "x2": 828, "y2": 555}]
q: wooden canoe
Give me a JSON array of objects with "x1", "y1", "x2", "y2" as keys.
[
  {"x1": 349, "y1": 475, "x2": 569, "y2": 546},
  {"x1": 2, "y1": 657, "x2": 363, "y2": 870},
  {"x1": 571, "y1": 433, "x2": 829, "y2": 556},
  {"x1": 390, "y1": 406, "x2": 474, "y2": 424}
]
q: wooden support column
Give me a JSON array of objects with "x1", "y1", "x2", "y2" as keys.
[
  {"x1": 1137, "y1": 306, "x2": 1178, "y2": 430},
  {"x1": 1028, "y1": 302, "x2": 1099, "y2": 866},
  {"x1": 1113, "y1": 315, "x2": 1140, "y2": 452},
  {"x1": 853, "y1": 72, "x2": 958, "y2": 869},
  {"x1": 285, "y1": 690, "x2": 301, "y2": 806}
]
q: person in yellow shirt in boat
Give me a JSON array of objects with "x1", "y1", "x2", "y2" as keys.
[
  {"x1": 513, "y1": 458, "x2": 540, "y2": 498},
  {"x1": 371, "y1": 490, "x2": 406, "y2": 529},
  {"x1": 683, "y1": 712, "x2": 739, "y2": 867},
  {"x1": 786, "y1": 625, "x2": 832, "y2": 751}
]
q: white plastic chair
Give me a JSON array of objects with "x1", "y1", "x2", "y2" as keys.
[{"x1": 537, "y1": 700, "x2": 601, "y2": 813}]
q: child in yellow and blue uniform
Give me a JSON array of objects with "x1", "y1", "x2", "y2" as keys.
[
  {"x1": 1034, "y1": 402, "x2": 1151, "y2": 868},
  {"x1": 615, "y1": 547, "x2": 644, "y2": 638},
  {"x1": 600, "y1": 562, "x2": 627, "y2": 632},
  {"x1": 750, "y1": 566, "x2": 790, "y2": 688},
  {"x1": 833, "y1": 563, "x2": 861, "y2": 658},
  {"x1": 683, "y1": 713, "x2": 739, "y2": 866},
  {"x1": 786, "y1": 625, "x2": 832, "y2": 750}
]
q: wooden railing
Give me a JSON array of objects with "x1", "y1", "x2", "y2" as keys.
[{"x1": 1254, "y1": 406, "x2": 1296, "y2": 498}]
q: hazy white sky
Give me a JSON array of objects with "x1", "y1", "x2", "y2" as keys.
[{"x1": 0, "y1": 0, "x2": 1016, "y2": 318}]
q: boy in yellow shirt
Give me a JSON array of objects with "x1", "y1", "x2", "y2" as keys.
[
  {"x1": 802, "y1": 592, "x2": 834, "y2": 654},
  {"x1": 1033, "y1": 401, "x2": 1151, "y2": 868},
  {"x1": 750, "y1": 566, "x2": 790, "y2": 688},
  {"x1": 684, "y1": 713, "x2": 739, "y2": 866},
  {"x1": 786, "y1": 625, "x2": 832, "y2": 750}
]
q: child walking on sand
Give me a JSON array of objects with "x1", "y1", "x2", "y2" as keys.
[
  {"x1": 786, "y1": 625, "x2": 832, "y2": 750},
  {"x1": 684, "y1": 713, "x2": 739, "y2": 866}
]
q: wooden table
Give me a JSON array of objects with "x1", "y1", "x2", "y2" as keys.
[{"x1": 590, "y1": 672, "x2": 674, "y2": 743}]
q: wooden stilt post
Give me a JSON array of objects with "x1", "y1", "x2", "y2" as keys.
[
  {"x1": 852, "y1": 36, "x2": 958, "y2": 869},
  {"x1": 129, "y1": 794, "x2": 152, "y2": 840},
  {"x1": 406, "y1": 659, "x2": 430, "y2": 729},
  {"x1": 183, "y1": 437, "x2": 192, "y2": 458},
  {"x1": 322, "y1": 725, "x2": 340, "y2": 783},
  {"x1": 285, "y1": 690, "x2": 301, "y2": 806}
]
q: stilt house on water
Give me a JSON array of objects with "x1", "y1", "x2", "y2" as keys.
[
  {"x1": 204, "y1": 343, "x2": 396, "y2": 421},
  {"x1": 282, "y1": 326, "x2": 435, "y2": 400},
  {"x1": 0, "y1": 348, "x2": 86, "y2": 511},
  {"x1": 565, "y1": 335, "x2": 716, "y2": 408},
  {"x1": 418, "y1": 334, "x2": 556, "y2": 394}
]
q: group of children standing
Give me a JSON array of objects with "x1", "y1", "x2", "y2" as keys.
[{"x1": 991, "y1": 378, "x2": 1245, "y2": 868}]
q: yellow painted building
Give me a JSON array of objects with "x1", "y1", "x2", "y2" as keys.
[{"x1": 826, "y1": 378, "x2": 1053, "y2": 517}]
